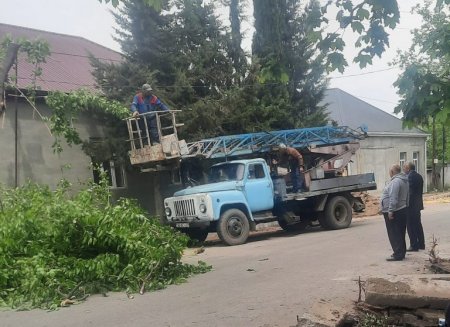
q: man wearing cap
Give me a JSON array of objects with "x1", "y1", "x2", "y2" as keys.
[
  {"x1": 279, "y1": 144, "x2": 305, "y2": 193},
  {"x1": 130, "y1": 83, "x2": 169, "y2": 144}
]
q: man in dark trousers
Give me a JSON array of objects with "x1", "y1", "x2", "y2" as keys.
[
  {"x1": 279, "y1": 144, "x2": 305, "y2": 193},
  {"x1": 380, "y1": 164, "x2": 409, "y2": 261},
  {"x1": 403, "y1": 162, "x2": 425, "y2": 251}
]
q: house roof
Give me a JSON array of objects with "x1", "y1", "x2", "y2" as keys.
[
  {"x1": 0, "y1": 23, "x2": 122, "y2": 93},
  {"x1": 322, "y1": 88, "x2": 426, "y2": 136}
]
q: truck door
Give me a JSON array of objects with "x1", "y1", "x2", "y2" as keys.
[{"x1": 244, "y1": 163, "x2": 274, "y2": 212}]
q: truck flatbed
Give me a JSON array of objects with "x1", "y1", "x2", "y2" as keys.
[{"x1": 285, "y1": 173, "x2": 376, "y2": 200}]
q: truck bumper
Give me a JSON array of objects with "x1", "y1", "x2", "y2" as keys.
[{"x1": 168, "y1": 220, "x2": 212, "y2": 229}]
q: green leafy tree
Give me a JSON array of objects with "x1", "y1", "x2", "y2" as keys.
[
  {"x1": 103, "y1": 0, "x2": 403, "y2": 71},
  {"x1": 95, "y1": 0, "x2": 237, "y2": 140},
  {"x1": 92, "y1": 0, "x2": 408, "y2": 143},
  {"x1": 249, "y1": 0, "x2": 328, "y2": 131},
  {"x1": 393, "y1": 0, "x2": 450, "y2": 188},
  {"x1": 226, "y1": 0, "x2": 248, "y2": 84}
]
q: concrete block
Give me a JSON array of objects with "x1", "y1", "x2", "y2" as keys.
[
  {"x1": 365, "y1": 275, "x2": 450, "y2": 310},
  {"x1": 402, "y1": 313, "x2": 435, "y2": 327},
  {"x1": 415, "y1": 308, "x2": 445, "y2": 322}
]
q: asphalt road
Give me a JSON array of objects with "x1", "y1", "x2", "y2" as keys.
[{"x1": 2, "y1": 202, "x2": 450, "y2": 327}]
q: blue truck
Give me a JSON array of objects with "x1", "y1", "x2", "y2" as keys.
[
  {"x1": 125, "y1": 117, "x2": 377, "y2": 246},
  {"x1": 163, "y1": 157, "x2": 376, "y2": 245}
]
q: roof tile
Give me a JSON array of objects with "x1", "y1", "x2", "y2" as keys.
[{"x1": 0, "y1": 23, "x2": 122, "y2": 93}]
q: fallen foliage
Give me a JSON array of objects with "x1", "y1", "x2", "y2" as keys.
[{"x1": 0, "y1": 181, "x2": 210, "y2": 310}]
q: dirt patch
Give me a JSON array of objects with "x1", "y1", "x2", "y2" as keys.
[
  {"x1": 353, "y1": 192, "x2": 380, "y2": 218},
  {"x1": 367, "y1": 278, "x2": 413, "y2": 295},
  {"x1": 424, "y1": 192, "x2": 450, "y2": 204},
  {"x1": 353, "y1": 191, "x2": 450, "y2": 219}
]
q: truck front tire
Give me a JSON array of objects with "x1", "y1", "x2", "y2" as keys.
[
  {"x1": 319, "y1": 195, "x2": 352, "y2": 230},
  {"x1": 217, "y1": 209, "x2": 250, "y2": 246}
]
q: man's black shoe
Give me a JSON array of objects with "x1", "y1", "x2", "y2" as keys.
[
  {"x1": 386, "y1": 257, "x2": 403, "y2": 261},
  {"x1": 419, "y1": 246, "x2": 425, "y2": 250},
  {"x1": 406, "y1": 247, "x2": 419, "y2": 252}
]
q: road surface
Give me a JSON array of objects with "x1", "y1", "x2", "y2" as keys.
[{"x1": 2, "y1": 202, "x2": 450, "y2": 327}]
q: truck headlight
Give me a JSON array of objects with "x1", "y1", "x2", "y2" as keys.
[
  {"x1": 165, "y1": 207, "x2": 172, "y2": 217},
  {"x1": 199, "y1": 203, "x2": 207, "y2": 213}
]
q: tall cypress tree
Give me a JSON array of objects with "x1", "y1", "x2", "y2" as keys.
[
  {"x1": 250, "y1": 0, "x2": 328, "y2": 129},
  {"x1": 93, "y1": 0, "x2": 236, "y2": 140},
  {"x1": 228, "y1": 0, "x2": 247, "y2": 84}
]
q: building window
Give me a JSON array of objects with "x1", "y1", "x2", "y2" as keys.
[
  {"x1": 413, "y1": 151, "x2": 419, "y2": 171},
  {"x1": 399, "y1": 152, "x2": 407, "y2": 168},
  {"x1": 93, "y1": 160, "x2": 127, "y2": 189}
]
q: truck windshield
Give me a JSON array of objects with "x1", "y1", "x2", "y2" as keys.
[{"x1": 208, "y1": 163, "x2": 245, "y2": 183}]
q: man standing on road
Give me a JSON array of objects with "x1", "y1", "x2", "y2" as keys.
[
  {"x1": 279, "y1": 144, "x2": 306, "y2": 193},
  {"x1": 380, "y1": 164, "x2": 409, "y2": 261},
  {"x1": 130, "y1": 83, "x2": 169, "y2": 145},
  {"x1": 403, "y1": 162, "x2": 425, "y2": 251}
]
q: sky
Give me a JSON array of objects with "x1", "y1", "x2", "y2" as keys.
[{"x1": 0, "y1": 0, "x2": 423, "y2": 115}]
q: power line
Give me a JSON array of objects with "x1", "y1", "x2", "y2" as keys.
[
  {"x1": 330, "y1": 66, "x2": 398, "y2": 79},
  {"x1": 16, "y1": 65, "x2": 400, "y2": 90},
  {"x1": 50, "y1": 51, "x2": 122, "y2": 63}
]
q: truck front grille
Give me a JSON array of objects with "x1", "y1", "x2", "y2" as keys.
[{"x1": 174, "y1": 199, "x2": 196, "y2": 217}]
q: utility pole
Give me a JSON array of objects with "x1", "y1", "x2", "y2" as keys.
[
  {"x1": 432, "y1": 116, "x2": 437, "y2": 190},
  {"x1": 443, "y1": 125, "x2": 446, "y2": 191},
  {"x1": 14, "y1": 60, "x2": 18, "y2": 188}
]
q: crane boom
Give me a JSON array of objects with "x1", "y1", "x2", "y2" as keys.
[
  {"x1": 186, "y1": 125, "x2": 366, "y2": 159},
  {"x1": 126, "y1": 111, "x2": 366, "y2": 166}
]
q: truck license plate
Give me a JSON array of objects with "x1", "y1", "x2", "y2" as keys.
[{"x1": 176, "y1": 223, "x2": 189, "y2": 228}]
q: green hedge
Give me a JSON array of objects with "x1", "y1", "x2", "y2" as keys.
[{"x1": 0, "y1": 181, "x2": 210, "y2": 310}]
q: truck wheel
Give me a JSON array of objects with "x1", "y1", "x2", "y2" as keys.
[
  {"x1": 184, "y1": 229, "x2": 209, "y2": 243},
  {"x1": 320, "y1": 195, "x2": 352, "y2": 230},
  {"x1": 217, "y1": 209, "x2": 250, "y2": 246}
]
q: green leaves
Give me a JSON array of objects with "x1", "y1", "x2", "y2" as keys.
[
  {"x1": 351, "y1": 21, "x2": 365, "y2": 34},
  {"x1": 0, "y1": 182, "x2": 211, "y2": 310},
  {"x1": 327, "y1": 52, "x2": 348, "y2": 73},
  {"x1": 45, "y1": 90, "x2": 129, "y2": 154},
  {"x1": 394, "y1": 1, "x2": 450, "y2": 127},
  {"x1": 317, "y1": 0, "x2": 400, "y2": 71}
]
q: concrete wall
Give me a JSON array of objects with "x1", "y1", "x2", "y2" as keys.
[
  {"x1": 0, "y1": 99, "x2": 103, "y2": 190},
  {"x1": 111, "y1": 169, "x2": 181, "y2": 220},
  {"x1": 427, "y1": 165, "x2": 450, "y2": 190},
  {"x1": 0, "y1": 98, "x2": 172, "y2": 218},
  {"x1": 347, "y1": 134, "x2": 427, "y2": 194}
]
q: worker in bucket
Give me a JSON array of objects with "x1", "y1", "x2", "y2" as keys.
[
  {"x1": 278, "y1": 144, "x2": 306, "y2": 193},
  {"x1": 130, "y1": 83, "x2": 169, "y2": 145}
]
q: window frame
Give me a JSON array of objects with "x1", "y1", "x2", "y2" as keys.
[
  {"x1": 93, "y1": 160, "x2": 127, "y2": 189},
  {"x1": 399, "y1": 152, "x2": 407, "y2": 168},
  {"x1": 412, "y1": 151, "x2": 419, "y2": 172}
]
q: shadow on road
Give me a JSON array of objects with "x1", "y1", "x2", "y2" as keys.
[
  {"x1": 200, "y1": 218, "x2": 371, "y2": 248},
  {"x1": 202, "y1": 225, "x2": 321, "y2": 248}
]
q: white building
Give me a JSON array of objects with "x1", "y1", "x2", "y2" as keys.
[{"x1": 323, "y1": 88, "x2": 428, "y2": 193}]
